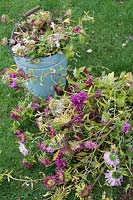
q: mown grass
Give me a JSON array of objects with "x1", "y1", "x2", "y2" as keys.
[{"x1": 0, "y1": 0, "x2": 133, "y2": 199}]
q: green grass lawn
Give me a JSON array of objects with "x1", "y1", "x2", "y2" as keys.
[{"x1": 0, "y1": 0, "x2": 133, "y2": 199}]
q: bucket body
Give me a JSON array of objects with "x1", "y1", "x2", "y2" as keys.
[{"x1": 13, "y1": 53, "x2": 67, "y2": 99}]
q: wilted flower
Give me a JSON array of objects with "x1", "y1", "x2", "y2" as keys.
[
  {"x1": 122, "y1": 122, "x2": 131, "y2": 134},
  {"x1": 104, "y1": 151, "x2": 119, "y2": 167},
  {"x1": 0, "y1": 37, "x2": 8, "y2": 46},
  {"x1": 19, "y1": 142, "x2": 29, "y2": 156},
  {"x1": 80, "y1": 185, "x2": 92, "y2": 198},
  {"x1": 22, "y1": 158, "x2": 33, "y2": 169},
  {"x1": 105, "y1": 169, "x2": 123, "y2": 186},
  {"x1": 84, "y1": 141, "x2": 98, "y2": 150},
  {"x1": 43, "y1": 175, "x2": 57, "y2": 190},
  {"x1": 38, "y1": 157, "x2": 51, "y2": 167},
  {"x1": 10, "y1": 111, "x2": 20, "y2": 121},
  {"x1": 1, "y1": 14, "x2": 6, "y2": 23}
]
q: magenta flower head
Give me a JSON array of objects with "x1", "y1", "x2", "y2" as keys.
[
  {"x1": 80, "y1": 185, "x2": 92, "y2": 198},
  {"x1": 10, "y1": 79, "x2": 19, "y2": 90},
  {"x1": 122, "y1": 122, "x2": 131, "y2": 134},
  {"x1": 84, "y1": 141, "x2": 98, "y2": 150},
  {"x1": 72, "y1": 26, "x2": 81, "y2": 33},
  {"x1": 105, "y1": 169, "x2": 123, "y2": 186},
  {"x1": 55, "y1": 169, "x2": 65, "y2": 184},
  {"x1": 55, "y1": 158, "x2": 67, "y2": 169},
  {"x1": 104, "y1": 151, "x2": 119, "y2": 167},
  {"x1": 71, "y1": 92, "x2": 87, "y2": 110},
  {"x1": 43, "y1": 175, "x2": 57, "y2": 190}
]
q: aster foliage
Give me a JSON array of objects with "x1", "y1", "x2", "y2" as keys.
[{"x1": 1, "y1": 66, "x2": 133, "y2": 199}]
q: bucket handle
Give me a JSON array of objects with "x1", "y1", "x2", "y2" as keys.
[{"x1": 22, "y1": 5, "x2": 41, "y2": 18}]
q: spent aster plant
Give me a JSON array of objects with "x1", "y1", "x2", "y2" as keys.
[
  {"x1": 10, "y1": 9, "x2": 94, "y2": 59},
  {"x1": 1, "y1": 66, "x2": 133, "y2": 199}
]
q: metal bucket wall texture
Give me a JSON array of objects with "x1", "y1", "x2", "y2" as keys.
[{"x1": 13, "y1": 53, "x2": 67, "y2": 99}]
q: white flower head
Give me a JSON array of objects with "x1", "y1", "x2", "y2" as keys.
[
  {"x1": 104, "y1": 151, "x2": 119, "y2": 167},
  {"x1": 19, "y1": 142, "x2": 29, "y2": 156},
  {"x1": 105, "y1": 169, "x2": 123, "y2": 187}
]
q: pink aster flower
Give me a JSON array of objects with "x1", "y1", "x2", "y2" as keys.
[
  {"x1": 22, "y1": 158, "x2": 33, "y2": 169},
  {"x1": 43, "y1": 175, "x2": 57, "y2": 190},
  {"x1": 84, "y1": 141, "x2": 98, "y2": 150},
  {"x1": 38, "y1": 142, "x2": 46, "y2": 152},
  {"x1": 31, "y1": 102, "x2": 39, "y2": 110},
  {"x1": 38, "y1": 158, "x2": 51, "y2": 167},
  {"x1": 19, "y1": 142, "x2": 29, "y2": 156},
  {"x1": 45, "y1": 146, "x2": 54, "y2": 153},
  {"x1": 14, "y1": 129, "x2": 26, "y2": 143},
  {"x1": 55, "y1": 169, "x2": 65, "y2": 184},
  {"x1": 47, "y1": 125, "x2": 56, "y2": 137},
  {"x1": 122, "y1": 122, "x2": 131, "y2": 134},
  {"x1": 104, "y1": 151, "x2": 119, "y2": 167},
  {"x1": 105, "y1": 169, "x2": 123, "y2": 186}
]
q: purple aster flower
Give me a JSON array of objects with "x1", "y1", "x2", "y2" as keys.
[
  {"x1": 105, "y1": 169, "x2": 123, "y2": 186},
  {"x1": 14, "y1": 130, "x2": 26, "y2": 143},
  {"x1": 80, "y1": 185, "x2": 92, "y2": 198},
  {"x1": 38, "y1": 158, "x2": 51, "y2": 167},
  {"x1": 71, "y1": 92, "x2": 87, "y2": 110},
  {"x1": 84, "y1": 141, "x2": 98, "y2": 150},
  {"x1": 38, "y1": 142, "x2": 46, "y2": 152},
  {"x1": 31, "y1": 102, "x2": 39, "y2": 110},
  {"x1": 43, "y1": 175, "x2": 57, "y2": 190},
  {"x1": 55, "y1": 158, "x2": 67, "y2": 169},
  {"x1": 72, "y1": 26, "x2": 82, "y2": 33},
  {"x1": 19, "y1": 142, "x2": 29, "y2": 156},
  {"x1": 22, "y1": 158, "x2": 33, "y2": 169},
  {"x1": 104, "y1": 151, "x2": 119, "y2": 167},
  {"x1": 122, "y1": 122, "x2": 131, "y2": 134},
  {"x1": 55, "y1": 169, "x2": 65, "y2": 184}
]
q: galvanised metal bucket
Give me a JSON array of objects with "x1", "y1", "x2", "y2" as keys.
[{"x1": 13, "y1": 53, "x2": 67, "y2": 99}]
